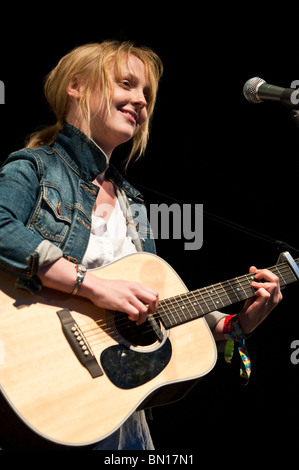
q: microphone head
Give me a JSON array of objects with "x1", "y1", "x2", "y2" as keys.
[{"x1": 243, "y1": 77, "x2": 266, "y2": 103}]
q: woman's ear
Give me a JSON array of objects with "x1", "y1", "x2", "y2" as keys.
[{"x1": 67, "y1": 78, "x2": 85, "y2": 99}]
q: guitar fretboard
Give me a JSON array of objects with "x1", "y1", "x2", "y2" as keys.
[{"x1": 158, "y1": 258, "x2": 298, "y2": 329}]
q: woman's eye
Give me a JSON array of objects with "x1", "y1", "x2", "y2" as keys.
[{"x1": 121, "y1": 80, "x2": 131, "y2": 88}]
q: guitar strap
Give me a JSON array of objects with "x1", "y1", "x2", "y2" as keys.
[{"x1": 223, "y1": 315, "x2": 251, "y2": 385}]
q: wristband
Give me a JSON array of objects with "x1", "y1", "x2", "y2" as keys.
[
  {"x1": 223, "y1": 314, "x2": 235, "y2": 338},
  {"x1": 72, "y1": 264, "x2": 87, "y2": 295}
]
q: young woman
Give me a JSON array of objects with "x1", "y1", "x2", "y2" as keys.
[{"x1": 0, "y1": 40, "x2": 282, "y2": 449}]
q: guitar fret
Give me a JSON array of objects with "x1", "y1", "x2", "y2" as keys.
[
  {"x1": 223, "y1": 275, "x2": 254, "y2": 304},
  {"x1": 158, "y1": 302, "x2": 172, "y2": 329},
  {"x1": 239, "y1": 275, "x2": 256, "y2": 300},
  {"x1": 222, "y1": 279, "x2": 242, "y2": 303},
  {"x1": 210, "y1": 286, "x2": 227, "y2": 308},
  {"x1": 166, "y1": 295, "x2": 181, "y2": 326},
  {"x1": 274, "y1": 264, "x2": 296, "y2": 286},
  {"x1": 177, "y1": 292, "x2": 205, "y2": 321},
  {"x1": 177, "y1": 294, "x2": 193, "y2": 322},
  {"x1": 160, "y1": 294, "x2": 191, "y2": 328},
  {"x1": 216, "y1": 282, "x2": 233, "y2": 307},
  {"x1": 196, "y1": 289, "x2": 211, "y2": 315},
  {"x1": 189, "y1": 291, "x2": 206, "y2": 316},
  {"x1": 203, "y1": 287, "x2": 223, "y2": 310}
]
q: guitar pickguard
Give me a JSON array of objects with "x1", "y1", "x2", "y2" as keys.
[{"x1": 100, "y1": 339, "x2": 172, "y2": 389}]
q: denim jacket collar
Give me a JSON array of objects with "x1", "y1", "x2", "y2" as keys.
[
  {"x1": 53, "y1": 123, "x2": 109, "y2": 182},
  {"x1": 53, "y1": 122, "x2": 143, "y2": 201}
]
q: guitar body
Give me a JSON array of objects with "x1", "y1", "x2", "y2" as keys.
[{"x1": 0, "y1": 252, "x2": 217, "y2": 449}]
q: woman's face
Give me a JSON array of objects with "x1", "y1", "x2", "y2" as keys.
[{"x1": 72, "y1": 54, "x2": 150, "y2": 158}]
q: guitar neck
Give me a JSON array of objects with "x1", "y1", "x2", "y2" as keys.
[{"x1": 159, "y1": 257, "x2": 299, "y2": 329}]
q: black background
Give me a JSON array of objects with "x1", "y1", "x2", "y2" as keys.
[{"x1": 1, "y1": 7, "x2": 299, "y2": 456}]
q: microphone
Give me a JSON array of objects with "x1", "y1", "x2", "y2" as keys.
[{"x1": 243, "y1": 77, "x2": 299, "y2": 109}]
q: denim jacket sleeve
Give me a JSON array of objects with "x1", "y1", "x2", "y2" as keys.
[{"x1": 0, "y1": 150, "x2": 62, "y2": 279}]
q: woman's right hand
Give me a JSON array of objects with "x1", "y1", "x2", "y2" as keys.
[
  {"x1": 83, "y1": 272, "x2": 159, "y2": 325},
  {"x1": 38, "y1": 257, "x2": 159, "y2": 325}
]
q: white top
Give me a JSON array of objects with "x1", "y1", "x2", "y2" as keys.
[
  {"x1": 80, "y1": 196, "x2": 154, "y2": 451},
  {"x1": 82, "y1": 198, "x2": 137, "y2": 270}
]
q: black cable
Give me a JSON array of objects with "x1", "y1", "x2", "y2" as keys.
[{"x1": 133, "y1": 182, "x2": 299, "y2": 254}]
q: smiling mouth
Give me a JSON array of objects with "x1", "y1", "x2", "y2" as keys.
[{"x1": 118, "y1": 108, "x2": 138, "y2": 125}]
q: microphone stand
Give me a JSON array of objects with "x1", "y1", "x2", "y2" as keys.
[{"x1": 133, "y1": 183, "x2": 299, "y2": 254}]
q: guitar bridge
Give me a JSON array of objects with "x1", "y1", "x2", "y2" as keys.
[{"x1": 57, "y1": 308, "x2": 103, "y2": 378}]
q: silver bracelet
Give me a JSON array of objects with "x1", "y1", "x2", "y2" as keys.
[{"x1": 72, "y1": 264, "x2": 87, "y2": 295}]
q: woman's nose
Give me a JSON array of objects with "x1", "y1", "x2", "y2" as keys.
[{"x1": 132, "y1": 88, "x2": 147, "y2": 108}]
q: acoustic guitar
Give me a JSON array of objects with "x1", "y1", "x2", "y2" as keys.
[{"x1": 0, "y1": 251, "x2": 297, "y2": 449}]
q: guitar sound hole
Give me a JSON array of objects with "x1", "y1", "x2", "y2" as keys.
[{"x1": 114, "y1": 312, "x2": 159, "y2": 346}]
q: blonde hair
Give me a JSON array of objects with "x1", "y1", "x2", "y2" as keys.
[{"x1": 27, "y1": 40, "x2": 163, "y2": 166}]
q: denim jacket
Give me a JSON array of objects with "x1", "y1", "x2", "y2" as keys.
[
  {"x1": 0, "y1": 123, "x2": 155, "y2": 287},
  {"x1": 0, "y1": 123, "x2": 225, "y2": 331}
]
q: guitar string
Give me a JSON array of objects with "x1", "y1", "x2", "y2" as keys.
[
  {"x1": 82, "y1": 262, "x2": 295, "y2": 341},
  {"x1": 88, "y1": 262, "x2": 294, "y2": 332},
  {"x1": 83, "y1": 274, "x2": 276, "y2": 352},
  {"x1": 80, "y1": 263, "x2": 296, "y2": 349},
  {"x1": 84, "y1": 264, "x2": 296, "y2": 346}
]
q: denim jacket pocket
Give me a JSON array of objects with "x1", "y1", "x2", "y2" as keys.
[{"x1": 28, "y1": 183, "x2": 72, "y2": 246}]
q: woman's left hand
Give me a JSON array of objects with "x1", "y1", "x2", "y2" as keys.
[{"x1": 238, "y1": 266, "x2": 283, "y2": 335}]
